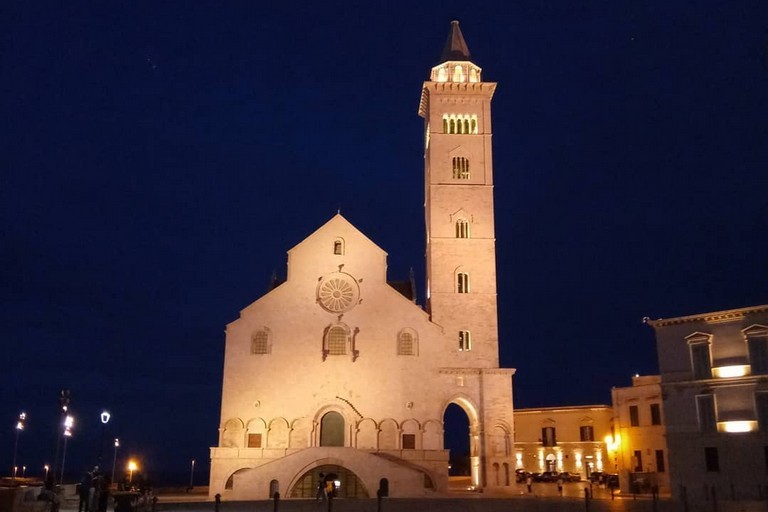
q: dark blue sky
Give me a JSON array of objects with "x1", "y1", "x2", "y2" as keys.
[{"x1": 2, "y1": 1, "x2": 767, "y2": 483}]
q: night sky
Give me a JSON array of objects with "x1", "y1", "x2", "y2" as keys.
[{"x1": 2, "y1": 1, "x2": 767, "y2": 484}]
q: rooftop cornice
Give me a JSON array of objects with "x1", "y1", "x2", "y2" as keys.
[
  {"x1": 419, "y1": 82, "x2": 497, "y2": 118},
  {"x1": 646, "y1": 304, "x2": 768, "y2": 328},
  {"x1": 515, "y1": 404, "x2": 612, "y2": 414}
]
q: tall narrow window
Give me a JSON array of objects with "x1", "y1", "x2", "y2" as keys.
[
  {"x1": 756, "y1": 392, "x2": 768, "y2": 430},
  {"x1": 320, "y1": 412, "x2": 344, "y2": 447},
  {"x1": 457, "y1": 272, "x2": 470, "y2": 293},
  {"x1": 689, "y1": 338, "x2": 712, "y2": 379},
  {"x1": 453, "y1": 65, "x2": 464, "y2": 82},
  {"x1": 629, "y1": 405, "x2": 639, "y2": 426},
  {"x1": 748, "y1": 335, "x2": 768, "y2": 374},
  {"x1": 542, "y1": 427, "x2": 556, "y2": 447},
  {"x1": 455, "y1": 219, "x2": 470, "y2": 238},
  {"x1": 696, "y1": 394, "x2": 717, "y2": 432},
  {"x1": 655, "y1": 450, "x2": 665, "y2": 472},
  {"x1": 452, "y1": 157, "x2": 470, "y2": 180},
  {"x1": 333, "y1": 239, "x2": 344, "y2": 255},
  {"x1": 633, "y1": 450, "x2": 643, "y2": 472},
  {"x1": 579, "y1": 425, "x2": 594, "y2": 441},
  {"x1": 459, "y1": 330, "x2": 472, "y2": 351},
  {"x1": 650, "y1": 403, "x2": 662, "y2": 425},
  {"x1": 704, "y1": 447, "x2": 719, "y2": 472}
]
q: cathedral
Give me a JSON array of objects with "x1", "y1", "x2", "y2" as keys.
[{"x1": 209, "y1": 21, "x2": 517, "y2": 499}]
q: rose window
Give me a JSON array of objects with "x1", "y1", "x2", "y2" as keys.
[{"x1": 317, "y1": 273, "x2": 360, "y2": 313}]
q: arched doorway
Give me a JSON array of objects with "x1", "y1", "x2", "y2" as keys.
[
  {"x1": 320, "y1": 411, "x2": 344, "y2": 446},
  {"x1": 443, "y1": 397, "x2": 480, "y2": 489},
  {"x1": 289, "y1": 464, "x2": 368, "y2": 498}
]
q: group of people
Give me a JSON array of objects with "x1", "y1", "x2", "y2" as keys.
[
  {"x1": 78, "y1": 466, "x2": 112, "y2": 512},
  {"x1": 315, "y1": 473, "x2": 337, "y2": 501}
]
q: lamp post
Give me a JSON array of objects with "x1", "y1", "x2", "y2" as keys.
[
  {"x1": 111, "y1": 439, "x2": 120, "y2": 485},
  {"x1": 60, "y1": 415, "x2": 74, "y2": 484},
  {"x1": 128, "y1": 461, "x2": 137, "y2": 485},
  {"x1": 98, "y1": 410, "x2": 111, "y2": 464},
  {"x1": 189, "y1": 459, "x2": 195, "y2": 490},
  {"x1": 53, "y1": 389, "x2": 71, "y2": 484},
  {"x1": 12, "y1": 412, "x2": 26, "y2": 481},
  {"x1": 44, "y1": 465, "x2": 49, "y2": 481}
]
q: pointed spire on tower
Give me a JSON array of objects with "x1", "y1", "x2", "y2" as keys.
[{"x1": 439, "y1": 20, "x2": 471, "y2": 63}]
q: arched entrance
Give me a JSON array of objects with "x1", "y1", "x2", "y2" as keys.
[
  {"x1": 443, "y1": 396, "x2": 481, "y2": 489},
  {"x1": 320, "y1": 411, "x2": 344, "y2": 446},
  {"x1": 289, "y1": 464, "x2": 368, "y2": 498}
]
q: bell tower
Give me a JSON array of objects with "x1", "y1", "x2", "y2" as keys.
[{"x1": 419, "y1": 21, "x2": 499, "y2": 367}]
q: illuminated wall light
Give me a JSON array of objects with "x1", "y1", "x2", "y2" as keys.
[
  {"x1": 596, "y1": 450, "x2": 604, "y2": 471},
  {"x1": 537, "y1": 449, "x2": 544, "y2": 471},
  {"x1": 712, "y1": 365, "x2": 749, "y2": 378},
  {"x1": 515, "y1": 452, "x2": 523, "y2": 468},
  {"x1": 556, "y1": 451, "x2": 564, "y2": 471},
  {"x1": 575, "y1": 452, "x2": 583, "y2": 469},
  {"x1": 719, "y1": 420, "x2": 757, "y2": 433}
]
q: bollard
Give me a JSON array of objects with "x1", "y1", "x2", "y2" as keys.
[
  {"x1": 151, "y1": 496, "x2": 158, "y2": 512},
  {"x1": 610, "y1": 486, "x2": 614, "y2": 501},
  {"x1": 681, "y1": 485, "x2": 688, "y2": 512},
  {"x1": 583, "y1": 487, "x2": 590, "y2": 512},
  {"x1": 214, "y1": 493, "x2": 221, "y2": 512},
  {"x1": 651, "y1": 487, "x2": 657, "y2": 512},
  {"x1": 272, "y1": 491, "x2": 279, "y2": 512},
  {"x1": 377, "y1": 489, "x2": 383, "y2": 512},
  {"x1": 327, "y1": 492, "x2": 333, "y2": 512},
  {"x1": 711, "y1": 486, "x2": 717, "y2": 512}
]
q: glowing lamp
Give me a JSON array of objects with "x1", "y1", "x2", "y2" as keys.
[{"x1": 712, "y1": 365, "x2": 749, "y2": 378}]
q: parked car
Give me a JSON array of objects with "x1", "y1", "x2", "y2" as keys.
[
  {"x1": 514, "y1": 469, "x2": 529, "y2": 483},
  {"x1": 538, "y1": 471, "x2": 558, "y2": 482},
  {"x1": 606, "y1": 474, "x2": 620, "y2": 489},
  {"x1": 589, "y1": 471, "x2": 605, "y2": 483},
  {"x1": 558, "y1": 471, "x2": 581, "y2": 482}
]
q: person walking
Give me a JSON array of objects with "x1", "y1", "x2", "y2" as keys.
[
  {"x1": 557, "y1": 475, "x2": 564, "y2": 496},
  {"x1": 315, "y1": 473, "x2": 326, "y2": 501},
  {"x1": 78, "y1": 471, "x2": 92, "y2": 512},
  {"x1": 526, "y1": 474, "x2": 533, "y2": 494}
]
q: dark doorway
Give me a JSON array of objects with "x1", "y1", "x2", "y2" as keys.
[
  {"x1": 444, "y1": 403, "x2": 470, "y2": 476},
  {"x1": 320, "y1": 411, "x2": 344, "y2": 447}
]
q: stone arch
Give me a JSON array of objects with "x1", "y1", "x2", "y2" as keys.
[
  {"x1": 378, "y1": 418, "x2": 399, "y2": 450},
  {"x1": 289, "y1": 417, "x2": 309, "y2": 448},
  {"x1": 287, "y1": 462, "x2": 369, "y2": 498},
  {"x1": 422, "y1": 419, "x2": 443, "y2": 450},
  {"x1": 401, "y1": 418, "x2": 421, "y2": 449},
  {"x1": 490, "y1": 424, "x2": 511, "y2": 456},
  {"x1": 442, "y1": 395, "x2": 481, "y2": 487},
  {"x1": 267, "y1": 417, "x2": 290, "y2": 448},
  {"x1": 225, "y1": 467, "x2": 250, "y2": 490},
  {"x1": 245, "y1": 417, "x2": 267, "y2": 448},
  {"x1": 221, "y1": 418, "x2": 245, "y2": 448},
  {"x1": 355, "y1": 418, "x2": 378, "y2": 449}
]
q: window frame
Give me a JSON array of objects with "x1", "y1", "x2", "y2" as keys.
[{"x1": 629, "y1": 405, "x2": 639, "y2": 427}]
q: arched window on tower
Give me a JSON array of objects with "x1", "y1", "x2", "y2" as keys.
[
  {"x1": 452, "y1": 157, "x2": 470, "y2": 180},
  {"x1": 470, "y1": 116, "x2": 478, "y2": 134},
  {"x1": 459, "y1": 330, "x2": 472, "y2": 351},
  {"x1": 453, "y1": 65, "x2": 465, "y2": 82},
  {"x1": 457, "y1": 272, "x2": 470, "y2": 293},
  {"x1": 455, "y1": 219, "x2": 470, "y2": 238}
]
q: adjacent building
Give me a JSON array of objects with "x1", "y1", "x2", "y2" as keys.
[
  {"x1": 611, "y1": 375, "x2": 670, "y2": 494},
  {"x1": 648, "y1": 305, "x2": 768, "y2": 502},
  {"x1": 209, "y1": 21, "x2": 517, "y2": 499},
  {"x1": 514, "y1": 405, "x2": 613, "y2": 479}
]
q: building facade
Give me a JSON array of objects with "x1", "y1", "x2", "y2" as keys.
[
  {"x1": 209, "y1": 22, "x2": 516, "y2": 499},
  {"x1": 611, "y1": 375, "x2": 670, "y2": 495},
  {"x1": 514, "y1": 405, "x2": 613, "y2": 479},
  {"x1": 648, "y1": 305, "x2": 768, "y2": 502}
]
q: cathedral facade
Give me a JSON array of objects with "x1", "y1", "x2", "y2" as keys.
[{"x1": 209, "y1": 21, "x2": 516, "y2": 499}]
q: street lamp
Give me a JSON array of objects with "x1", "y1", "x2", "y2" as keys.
[
  {"x1": 127, "y1": 460, "x2": 137, "y2": 485},
  {"x1": 44, "y1": 465, "x2": 49, "y2": 481},
  {"x1": 189, "y1": 459, "x2": 195, "y2": 490},
  {"x1": 98, "y1": 410, "x2": 111, "y2": 464},
  {"x1": 12, "y1": 412, "x2": 26, "y2": 481},
  {"x1": 111, "y1": 439, "x2": 120, "y2": 485},
  {"x1": 60, "y1": 415, "x2": 74, "y2": 483}
]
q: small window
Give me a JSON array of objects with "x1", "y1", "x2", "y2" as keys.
[
  {"x1": 247, "y1": 433, "x2": 262, "y2": 448},
  {"x1": 251, "y1": 330, "x2": 270, "y2": 355},
  {"x1": 541, "y1": 427, "x2": 556, "y2": 447},
  {"x1": 326, "y1": 326, "x2": 347, "y2": 355},
  {"x1": 402, "y1": 434, "x2": 416, "y2": 450},
  {"x1": 633, "y1": 450, "x2": 643, "y2": 472},
  {"x1": 457, "y1": 272, "x2": 470, "y2": 293},
  {"x1": 629, "y1": 405, "x2": 639, "y2": 427},
  {"x1": 452, "y1": 157, "x2": 470, "y2": 180},
  {"x1": 333, "y1": 239, "x2": 344, "y2": 255},
  {"x1": 579, "y1": 426, "x2": 594, "y2": 442},
  {"x1": 655, "y1": 449, "x2": 665, "y2": 473},
  {"x1": 459, "y1": 330, "x2": 472, "y2": 351},
  {"x1": 650, "y1": 403, "x2": 662, "y2": 425},
  {"x1": 705, "y1": 447, "x2": 719, "y2": 472},
  {"x1": 696, "y1": 394, "x2": 717, "y2": 432},
  {"x1": 398, "y1": 330, "x2": 417, "y2": 356},
  {"x1": 455, "y1": 219, "x2": 470, "y2": 238}
]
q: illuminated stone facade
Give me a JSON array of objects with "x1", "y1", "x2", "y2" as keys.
[
  {"x1": 611, "y1": 375, "x2": 670, "y2": 494},
  {"x1": 209, "y1": 22, "x2": 516, "y2": 499},
  {"x1": 514, "y1": 405, "x2": 612, "y2": 479},
  {"x1": 648, "y1": 305, "x2": 768, "y2": 502}
]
